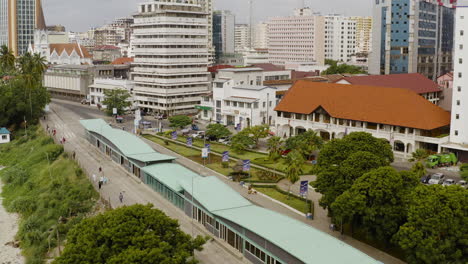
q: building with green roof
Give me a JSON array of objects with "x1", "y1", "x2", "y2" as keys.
[{"x1": 81, "y1": 119, "x2": 381, "y2": 264}]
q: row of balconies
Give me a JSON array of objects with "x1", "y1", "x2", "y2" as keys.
[
  {"x1": 132, "y1": 38, "x2": 206, "y2": 45},
  {"x1": 134, "y1": 28, "x2": 207, "y2": 35},
  {"x1": 133, "y1": 48, "x2": 207, "y2": 54},
  {"x1": 133, "y1": 76, "x2": 209, "y2": 84},
  {"x1": 133, "y1": 58, "x2": 208, "y2": 64},
  {"x1": 132, "y1": 67, "x2": 207, "y2": 74}
]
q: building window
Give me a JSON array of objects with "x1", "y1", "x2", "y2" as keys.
[
  {"x1": 1, "y1": 135, "x2": 6, "y2": 140},
  {"x1": 456, "y1": 114, "x2": 460, "y2": 120},
  {"x1": 203, "y1": 110, "x2": 208, "y2": 118},
  {"x1": 253, "y1": 102, "x2": 259, "y2": 109},
  {"x1": 461, "y1": 30, "x2": 464, "y2": 36},
  {"x1": 239, "y1": 102, "x2": 245, "y2": 108},
  {"x1": 457, "y1": 100, "x2": 461, "y2": 106},
  {"x1": 226, "y1": 101, "x2": 230, "y2": 106},
  {"x1": 455, "y1": 130, "x2": 459, "y2": 136},
  {"x1": 460, "y1": 58, "x2": 463, "y2": 64},
  {"x1": 233, "y1": 101, "x2": 238, "y2": 107},
  {"x1": 262, "y1": 102, "x2": 266, "y2": 108},
  {"x1": 459, "y1": 73, "x2": 463, "y2": 78},
  {"x1": 458, "y1": 86, "x2": 462, "y2": 92},
  {"x1": 216, "y1": 100, "x2": 222, "y2": 108}
]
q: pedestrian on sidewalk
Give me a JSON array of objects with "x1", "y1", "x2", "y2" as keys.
[
  {"x1": 99, "y1": 176, "x2": 104, "y2": 188},
  {"x1": 62, "y1": 137, "x2": 66, "y2": 144},
  {"x1": 119, "y1": 192, "x2": 124, "y2": 203},
  {"x1": 99, "y1": 167, "x2": 102, "y2": 174},
  {"x1": 98, "y1": 180, "x2": 102, "y2": 190},
  {"x1": 53, "y1": 129, "x2": 56, "y2": 137}
]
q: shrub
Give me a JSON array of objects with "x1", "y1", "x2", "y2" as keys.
[
  {"x1": 221, "y1": 161, "x2": 230, "y2": 168},
  {"x1": 44, "y1": 144, "x2": 64, "y2": 162}
]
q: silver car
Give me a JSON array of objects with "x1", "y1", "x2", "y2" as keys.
[
  {"x1": 457, "y1": 180, "x2": 467, "y2": 189},
  {"x1": 428, "y1": 173, "x2": 445, "y2": 185},
  {"x1": 442, "y1": 179, "x2": 455, "y2": 186}
]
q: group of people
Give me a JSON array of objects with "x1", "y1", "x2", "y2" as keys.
[
  {"x1": 93, "y1": 167, "x2": 109, "y2": 190},
  {"x1": 46, "y1": 124, "x2": 66, "y2": 144}
]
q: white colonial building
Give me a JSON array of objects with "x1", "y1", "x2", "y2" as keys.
[
  {"x1": 89, "y1": 78, "x2": 135, "y2": 108},
  {"x1": 131, "y1": 0, "x2": 211, "y2": 115},
  {"x1": 275, "y1": 81, "x2": 451, "y2": 158},
  {"x1": 198, "y1": 67, "x2": 291, "y2": 128},
  {"x1": 29, "y1": 30, "x2": 93, "y2": 65}
]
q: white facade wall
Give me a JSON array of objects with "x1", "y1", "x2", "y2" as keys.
[
  {"x1": 131, "y1": 0, "x2": 210, "y2": 115},
  {"x1": 89, "y1": 78, "x2": 135, "y2": 108},
  {"x1": 324, "y1": 15, "x2": 357, "y2": 62},
  {"x1": 200, "y1": 68, "x2": 291, "y2": 127},
  {"x1": 253, "y1": 22, "x2": 268, "y2": 49},
  {"x1": 235, "y1": 24, "x2": 250, "y2": 52},
  {"x1": 450, "y1": 1, "x2": 468, "y2": 145},
  {"x1": 0, "y1": 133, "x2": 10, "y2": 144},
  {"x1": 267, "y1": 8, "x2": 325, "y2": 65},
  {"x1": 0, "y1": 0, "x2": 8, "y2": 46}
]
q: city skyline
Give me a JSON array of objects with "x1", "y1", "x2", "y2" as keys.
[{"x1": 42, "y1": 0, "x2": 372, "y2": 32}]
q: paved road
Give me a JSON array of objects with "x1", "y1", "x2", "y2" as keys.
[{"x1": 48, "y1": 99, "x2": 405, "y2": 264}]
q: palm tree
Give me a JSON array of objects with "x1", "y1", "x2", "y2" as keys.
[
  {"x1": 285, "y1": 150, "x2": 305, "y2": 199},
  {"x1": 31, "y1": 52, "x2": 47, "y2": 80},
  {"x1": 267, "y1": 136, "x2": 283, "y2": 160},
  {"x1": 0, "y1": 45, "x2": 16, "y2": 74},
  {"x1": 299, "y1": 130, "x2": 324, "y2": 161},
  {"x1": 411, "y1": 149, "x2": 429, "y2": 162}
]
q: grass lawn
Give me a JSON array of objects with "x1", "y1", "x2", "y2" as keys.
[
  {"x1": 147, "y1": 134, "x2": 315, "y2": 174},
  {"x1": 254, "y1": 187, "x2": 311, "y2": 214},
  {"x1": 144, "y1": 135, "x2": 282, "y2": 182}
]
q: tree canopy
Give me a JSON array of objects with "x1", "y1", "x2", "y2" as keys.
[
  {"x1": 169, "y1": 115, "x2": 192, "y2": 129},
  {"x1": 230, "y1": 131, "x2": 254, "y2": 154},
  {"x1": 245, "y1": 125, "x2": 269, "y2": 148},
  {"x1": 331, "y1": 167, "x2": 419, "y2": 242},
  {"x1": 102, "y1": 89, "x2": 132, "y2": 116},
  {"x1": 285, "y1": 130, "x2": 323, "y2": 159},
  {"x1": 205, "y1": 123, "x2": 231, "y2": 140},
  {"x1": 322, "y1": 59, "x2": 366, "y2": 75},
  {"x1": 54, "y1": 204, "x2": 206, "y2": 264},
  {"x1": 267, "y1": 136, "x2": 283, "y2": 160},
  {"x1": 394, "y1": 185, "x2": 468, "y2": 264},
  {"x1": 0, "y1": 46, "x2": 50, "y2": 128},
  {"x1": 285, "y1": 150, "x2": 305, "y2": 191}
]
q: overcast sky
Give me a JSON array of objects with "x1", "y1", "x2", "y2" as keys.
[{"x1": 43, "y1": 0, "x2": 372, "y2": 32}]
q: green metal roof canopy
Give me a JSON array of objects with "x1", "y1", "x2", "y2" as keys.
[
  {"x1": 142, "y1": 163, "x2": 200, "y2": 192},
  {"x1": 80, "y1": 119, "x2": 175, "y2": 163}
]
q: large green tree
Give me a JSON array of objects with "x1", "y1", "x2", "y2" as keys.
[
  {"x1": 169, "y1": 115, "x2": 192, "y2": 129},
  {"x1": 54, "y1": 204, "x2": 206, "y2": 264},
  {"x1": 316, "y1": 132, "x2": 394, "y2": 167},
  {"x1": 245, "y1": 125, "x2": 269, "y2": 148},
  {"x1": 205, "y1": 123, "x2": 231, "y2": 140},
  {"x1": 331, "y1": 167, "x2": 419, "y2": 241},
  {"x1": 230, "y1": 131, "x2": 254, "y2": 154},
  {"x1": 0, "y1": 49, "x2": 50, "y2": 127},
  {"x1": 285, "y1": 130, "x2": 323, "y2": 160},
  {"x1": 312, "y1": 132, "x2": 393, "y2": 211},
  {"x1": 313, "y1": 151, "x2": 389, "y2": 210},
  {"x1": 322, "y1": 59, "x2": 366, "y2": 75},
  {"x1": 393, "y1": 185, "x2": 468, "y2": 264},
  {"x1": 102, "y1": 89, "x2": 132, "y2": 116}
]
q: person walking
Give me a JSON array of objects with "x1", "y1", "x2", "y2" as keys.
[
  {"x1": 119, "y1": 192, "x2": 124, "y2": 203},
  {"x1": 99, "y1": 167, "x2": 102, "y2": 174},
  {"x1": 98, "y1": 180, "x2": 102, "y2": 190},
  {"x1": 99, "y1": 176, "x2": 104, "y2": 189}
]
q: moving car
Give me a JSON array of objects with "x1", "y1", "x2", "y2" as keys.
[
  {"x1": 428, "y1": 173, "x2": 445, "y2": 185},
  {"x1": 80, "y1": 99, "x2": 91, "y2": 105},
  {"x1": 442, "y1": 179, "x2": 455, "y2": 186},
  {"x1": 191, "y1": 131, "x2": 205, "y2": 139}
]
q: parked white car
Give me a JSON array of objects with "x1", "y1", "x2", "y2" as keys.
[
  {"x1": 428, "y1": 173, "x2": 445, "y2": 185},
  {"x1": 442, "y1": 179, "x2": 455, "y2": 186},
  {"x1": 191, "y1": 131, "x2": 205, "y2": 139},
  {"x1": 456, "y1": 180, "x2": 467, "y2": 189}
]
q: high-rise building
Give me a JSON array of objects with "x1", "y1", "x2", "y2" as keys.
[
  {"x1": 131, "y1": 0, "x2": 210, "y2": 115},
  {"x1": 370, "y1": 0, "x2": 455, "y2": 80},
  {"x1": 323, "y1": 15, "x2": 357, "y2": 62},
  {"x1": 267, "y1": 8, "x2": 325, "y2": 65},
  {"x1": 0, "y1": 0, "x2": 46, "y2": 56},
  {"x1": 253, "y1": 22, "x2": 268, "y2": 49},
  {"x1": 213, "y1": 10, "x2": 235, "y2": 61},
  {"x1": 350, "y1": 16, "x2": 372, "y2": 54},
  {"x1": 235, "y1": 24, "x2": 250, "y2": 53},
  {"x1": 449, "y1": 0, "x2": 468, "y2": 146}
]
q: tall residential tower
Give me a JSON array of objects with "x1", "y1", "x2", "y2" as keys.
[
  {"x1": 131, "y1": 0, "x2": 210, "y2": 115},
  {"x1": 370, "y1": 0, "x2": 455, "y2": 80},
  {"x1": 213, "y1": 10, "x2": 235, "y2": 61},
  {"x1": 0, "y1": 0, "x2": 46, "y2": 56}
]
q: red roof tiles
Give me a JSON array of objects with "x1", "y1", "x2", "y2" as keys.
[
  {"x1": 336, "y1": 73, "x2": 441, "y2": 94},
  {"x1": 111, "y1": 57, "x2": 134, "y2": 65},
  {"x1": 275, "y1": 80, "x2": 450, "y2": 131}
]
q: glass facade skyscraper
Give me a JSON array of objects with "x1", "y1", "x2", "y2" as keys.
[
  {"x1": 0, "y1": 0, "x2": 45, "y2": 56},
  {"x1": 370, "y1": 0, "x2": 455, "y2": 80}
]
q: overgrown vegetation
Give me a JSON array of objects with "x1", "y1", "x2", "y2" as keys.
[
  {"x1": 0, "y1": 127, "x2": 98, "y2": 263},
  {"x1": 322, "y1": 59, "x2": 366, "y2": 75}
]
